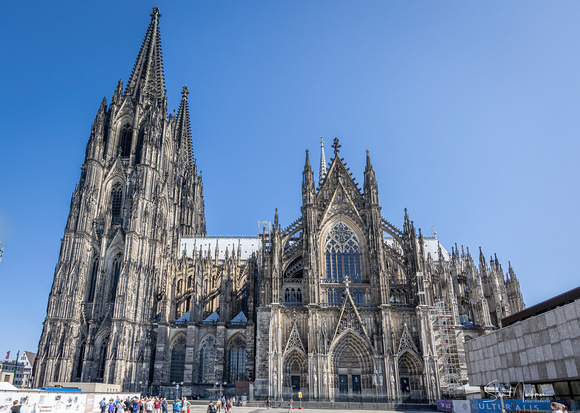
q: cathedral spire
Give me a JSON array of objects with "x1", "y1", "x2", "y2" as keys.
[
  {"x1": 319, "y1": 136, "x2": 327, "y2": 185},
  {"x1": 126, "y1": 7, "x2": 166, "y2": 105},
  {"x1": 302, "y1": 149, "x2": 315, "y2": 203},
  {"x1": 364, "y1": 149, "x2": 378, "y2": 205},
  {"x1": 175, "y1": 85, "x2": 194, "y2": 168}
]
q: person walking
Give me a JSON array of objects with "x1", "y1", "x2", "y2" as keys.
[
  {"x1": 116, "y1": 399, "x2": 125, "y2": 413},
  {"x1": 172, "y1": 400, "x2": 181, "y2": 413},
  {"x1": 99, "y1": 399, "x2": 107, "y2": 413},
  {"x1": 153, "y1": 398, "x2": 161, "y2": 413},
  {"x1": 182, "y1": 398, "x2": 189, "y2": 413},
  {"x1": 161, "y1": 399, "x2": 168, "y2": 413},
  {"x1": 287, "y1": 398, "x2": 293, "y2": 413},
  {"x1": 145, "y1": 398, "x2": 153, "y2": 413},
  {"x1": 129, "y1": 398, "x2": 140, "y2": 413},
  {"x1": 10, "y1": 400, "x2": 22, "y2": 413}
]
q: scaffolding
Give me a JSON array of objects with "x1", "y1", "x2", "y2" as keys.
[{"x1": 433, "y1": 300, "x2": 462, "y2": 395}]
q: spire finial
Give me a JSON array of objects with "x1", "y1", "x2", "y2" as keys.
[
  {"x1": 151, "y1": 7, "x2": 161, "y2": 20},
  {"x1": 332, "y1": 137, "x2": 341, "y2": 155},
  {"x1": 181, "y1": 85, "x2": 189, "y2": 98},
  {"x1": 319, "y1": 136, "x2": 327, "y2": 185}
]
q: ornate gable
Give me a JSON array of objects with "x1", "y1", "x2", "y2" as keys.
[
  {"x1": 316, "y1": 139, "x2": 364, "y2": 207},
  {"x1": 105, "y1": 158, "x2": 127, "y2": 183},
  {"x1": 284, "y1": 319, "x2": 306, "y2": 354},
  {"x1": 332, "y1": 285, "x2": 371, "y2": 345},
  {"x1": 321, "y1": 183, "x2": 364, "y2": 226},
  {"x1": 398, "y1": 322, "x2": 420, "y2": 355}
]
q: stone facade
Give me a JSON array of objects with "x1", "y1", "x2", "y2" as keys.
[
  {"x1": 465, "y1": 299, "x2": 580, "y2": 387},
  {"x1": 35, "y1": 8, "x2": 525, "y2": 403}
]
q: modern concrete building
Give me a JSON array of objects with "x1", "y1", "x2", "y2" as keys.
[{"x1": 465, "y1": 287, "x2": 580, "y2": 402}]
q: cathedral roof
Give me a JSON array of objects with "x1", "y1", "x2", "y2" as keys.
[
  {"x1": 180, "y1": 236, "x2": 262, "y2": 263},
  {"x1": 385, "y1": 236, "x2": 450, "y2": 261}
]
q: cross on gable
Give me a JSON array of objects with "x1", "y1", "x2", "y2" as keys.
[
  {"x1": 344, "y1": 275, "x2": 350, "y2": 292},
  {"x1": 332, "y1": 137, "x2": 341, "y2": 155}
]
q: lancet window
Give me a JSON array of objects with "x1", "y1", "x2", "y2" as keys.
[
  {"x1": 111, "y1": 183, "x2": 123, "y2": 224},
  {"x1": 227, "y1": 335, "x2": 247, "y2": 382},
  {"x1": 169, "y1": 335, "x2": 186, "y2": 383},
  {"x1": 96, "y1": 337, "x2": 108, "y2": 380},
  {"x1": 119, "y1": 125, "x2": 132, "y2": 157},
  {"x1": 284, "y1": 287, "x2": 302, "y2": 303},
  {"x1": 109, "y1": 253, "x2": 122, "y2": 302},
  {"x1": 87, "y1": 256, "x2": 99, "y2": 302},
  {"x1": 325, "y1": 223, "x2": 361, "y2": 280},
  {"x1": 327, "y1": 288, "x2": 343, "y2": 305},
  {"x1": 352, "y1": 288, "x2": 365, "y2": 304},
  {"x1": 198, "y1": 335, "x2": 217, "y2": 383}
]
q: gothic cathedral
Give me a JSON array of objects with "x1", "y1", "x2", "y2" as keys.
[{"x1": 35, "y1": 9, "x2": 525, "y2": 403}]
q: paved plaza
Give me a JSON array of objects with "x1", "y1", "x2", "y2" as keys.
[{"x1": 185, "y1": 405, "x2": 434, "y2": 413}]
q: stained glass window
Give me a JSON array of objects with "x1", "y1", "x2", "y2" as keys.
[
  {"x1": 119, "y1": 125, "x2": 132, "y2": 157},
  {"x1": 170, "y1": 335, "x2": 186, "y2": 383},
  {"x1": 109, "y1": 254, "x2": 122, "y2": 302},
  {"x1": 199, "y1": 335, "x2": 216, "y2": 383},
  {"x1": 227, "y1": 336, "x2": 246, "y2": 382},
  {"x1": 325, "y1": 223, "x2": 361, "y2": 280},
  {"x1": 111, "y1": 183, "x2": 123, "y2": 224}
]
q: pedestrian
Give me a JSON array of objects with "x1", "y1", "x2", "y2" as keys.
[
  {"x1": 551, "y1": 402, "x2": 567, "y2": 412},
  {"x1": 215, "y1": 399, "x2": 220, "y2": 413},
  {"x1": 266, "y1": 398, "x2": 270, "y2": 409},
  {"x1": 116, "y1": 399, "x2": 125, "y2": 413},
  {"x1": 130, "y1": 398, "x2": 140, "y2": 413},
  {"x1": 99, "y1": 399, "x2": 107, "y2": 413},
  {"x1": 145, "y1": 398, "x2": 153, "y2": 413},
  {"x1": 172, "y1": 400, "x2": 181, "y2": 413},
  {"x1": 206, "y1": 402, "x2": 216, "y2": 413},
  {"x1": 10, "y1": 400, "x2": 22, "y2": 413},
  {"x1": 182, "y1": 397, "x2": 189, "y2": 413},
  {"x1": 154, "y1": 398, "x2": 161, "y2": 413},
  {"x1": 225, "y1": 399, "x2": 232, "y2": 413},
  {"x1": 287, "y1": 398, "x2": 293, "y2": 413},
  {"x1": 161, "y1": 399, "x2": 168, "y2": 413}
]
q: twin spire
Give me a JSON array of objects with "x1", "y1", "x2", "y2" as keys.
[
  {"x1": 126, "y1": 7, "x2": 166, "y2": 105},
  {"x1": 125, "y1": 8, "x2": 194, "y2": 169}
]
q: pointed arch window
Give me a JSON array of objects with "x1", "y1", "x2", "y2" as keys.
[
  {"x1": 75, "y1": 341, "x2": 86, "y2": 380},
  {"x1": 119, "y1": 125, "x2": 132, "y2": 157},
  {"x1": 109, "y1": 253, "x2": 122, "y2": 302},
  {"x1": 325, "y1": 223, "x2": 361, "y2": 280},
  {"x1": 227, "y1": 335, "x2": 247, "y2": 383},
  {"x1": 96, "y1": 337, "x2": 108, "y2": 380},
  {"x1": 111, "y1": 183, "x2": 123, "y2": 224},
  {"x1": 198, "y1": 335, "x2": 216, "y2": 383},
  {"x1": 169, "y1": 335, "x2": 186, "y2": 383},
  {"x1": 88, "y1": 256, "x2": 99, "y2": 302},
  {"x1": 135, "y1": 128, "x2": 145, "y2": 164},
  {"x1": 284, "y1": 287, "x2": 302, "y2": 303}
]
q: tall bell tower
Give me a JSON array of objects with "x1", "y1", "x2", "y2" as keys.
[{"x1": 34, "y1": 8, "x2": 206, "y2": 387}]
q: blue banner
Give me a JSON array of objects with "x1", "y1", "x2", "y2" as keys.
[{"x1": 471, "y1": 399, "x2": 552, "y2": 413}]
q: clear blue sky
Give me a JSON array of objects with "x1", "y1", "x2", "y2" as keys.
[{"x1": 1, "y1": 1, "x2": 579, "y2": 356}]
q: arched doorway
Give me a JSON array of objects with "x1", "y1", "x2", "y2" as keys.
[
  {"x1": 330, "y1": 332, "x2": 374, "y2": 402},
  {"x1": 283, "y1": 350, "x2": 307, "y2": 400},
  {"x1": 397, "y1": 351, "x2": 424, "y2": 401}
]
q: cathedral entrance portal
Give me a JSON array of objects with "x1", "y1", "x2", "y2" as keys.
[
  {"x1": 291, "y1": 375, "x2": 301, "y2": 397},
  {"x1": 397, "y1": 351, "x2": 424, "y2": 401},
  {"x1": 331, "y1": 332, "x2": 374, "y2": 401},
  {"x1": 283, "y1": 350, "x2": 307, "y2": 400}
]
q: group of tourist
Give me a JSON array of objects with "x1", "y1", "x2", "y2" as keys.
[
  {"x1": 207, "y1": 396, "x2": 234, "y2": 413},
  {"x1": 98, "y1": 396, "x2": 168, "y2": 413}
]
